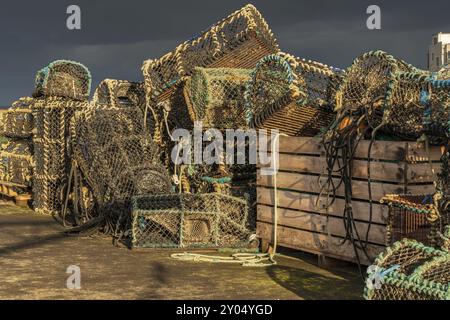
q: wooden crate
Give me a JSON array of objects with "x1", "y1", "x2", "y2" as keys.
[{"x1": 257, "y1": 136, "x2": 442, "y2": 265}]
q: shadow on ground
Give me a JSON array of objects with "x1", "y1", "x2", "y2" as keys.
[{"x1": 0, "y1": 202, "x2": 363, "y2": 300}]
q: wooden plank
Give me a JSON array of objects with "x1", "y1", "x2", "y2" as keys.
[
  {"x1": 407, "y1": 162, "x2": 441, "y2": 183},
  {"x1": 261, "y1": 154, "x2": 406, "y2": 183},
  {"x1": 258, "y1": 135, "x2": 323, "y2": 156},
  {"x1": 407, "y1": 142, "x2": 443, "y2": 162},
  {"x1": 259, "y1": 136, "x2": 442, "y2": 162},
  {"x1": 257, "y1": 171, "x2": 405, "y2": 202},
  {"x1": 257, "y1": 222, "x2": 384, "y2": 265},
  {"x1": 406, "y1": 184, "x2": 436, "y2": 195},
  {"x1": 257, "y1": 188, "x2": 388, "y2": 224},
  {"x1": 257, "y1": 205, "x2": 386, "y2": 245},
  {"x1": 259, "y1": 152, "x2": 440, "y2": 183}
]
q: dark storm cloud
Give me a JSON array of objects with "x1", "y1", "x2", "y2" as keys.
[{"x1": 1, "y1": 0, "x2": 449, "y2": 105}]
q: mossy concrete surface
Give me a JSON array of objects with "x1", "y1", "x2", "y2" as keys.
[{"x1": 0, "y1": 200, "x2": 363, "y2": 300}]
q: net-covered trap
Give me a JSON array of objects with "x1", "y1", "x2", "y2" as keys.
[
  {"x1": 31, "y1": 60, "x2": 92, "y2": 215},
  {"x1": 33, "y1": 60, "x2": 92, "y2": 101},
  {"x1": 92, "y1": 79, "x2": 146, "y2": 111},
  {"x1": 131, "y1": 193, "x2": 254, "y2": 248},
  {"x1": 0, "y1": 97, "x2": 34, "y2": 139},
  {"x1": 244, "y1": 52, "x2": 340, "y2": 136},
  {"x1": 381, "y1": 194, "x2": 450, "y2": 247},
  {"x1": 0, "y1": 140, "x2": 33, "y2": 188},
  {"x1": 365, "y1": 239, "x2": 450, "y2": 300},
  {"x1": 183, "y1": 67, "x2": 252, "y2": 129},
  {"x1": 333, "y1": 50, "x2": 433, "y2": 140},
  {"x1": 141, "y1": 4, "x2": 279, "y2": 143},
  {"x1": 32, "y1": 97, "x2": 90, "y2": 215},
  {"x1": 67, "y1": 107, "x2": 172, "y2": 239}
]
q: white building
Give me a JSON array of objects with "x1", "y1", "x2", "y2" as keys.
[{"x1": 428, "y1": 32, "x2": 450, "y2": 72}]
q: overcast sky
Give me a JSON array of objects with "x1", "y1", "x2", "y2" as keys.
[{"x1": 1, "y1": 0, "x2": 449, "y2": 105}]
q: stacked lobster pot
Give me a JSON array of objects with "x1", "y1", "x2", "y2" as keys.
[
  {"x1": 0, "y1": 97, "x2": 34, "y2": 202},
  {"x1": 134, "y1": 4, "x2": 281, "y2": 246},
  {"x1": 92, "y1": 79, "x2": 146, "y2": 112},
  {"x1": 376, "y1": 56, "x2": 450, "y2": 248},
  {"x1": 64, "y1": 106, "x2": 172, "y2": 241},
  {"x1": 244, "y1": 52, "x2": 342, "y2": 137},
  {"x1": 141, "y1": 3, "x2": 279, "y2": 147},
  {"x1": 31, "y1": 60, "x2": 92, "y2": 215}
]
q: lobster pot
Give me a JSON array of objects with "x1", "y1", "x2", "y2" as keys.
[
  {"x1": 365, "y1": 239, "x2": 450, "y2": 300},
  {"x1": 131, "y1": 193, "x2": 251, "y2": 248},
  {"x1": 0, "y1": 140, "x2": 33, "y2": 188},
  {"x1": 141, "y1": 4, "x2": 279, "y2": 126},
  {"x1": 70, "y1": 107, "x2": 172, "y2": 209},
  {"x1": 382, "y1": 72, "x2": 429, "y2": 140},
  {"x1": 92, "y1": 79, "x2": 146, "y2": 111},
  {"x1": 0, "y1": 97, "x2": 34, "y2": 139},
  {"x1": 184, "y1": 68, "x2": 252, "y2": 129},
  {"x1": 336, "y1": 51, "x2": 420, "y2": 112},
  {"x1": 425, "y1": 79, "x2": 450, "y2": 140},
  {"x1": 245, "y1": 53, "x2": 338, "y2": 136},
  {"x1": 32, "y1": 97, "x2": 89, "y2": 215},
  {"x1": 33, "y1": 60, "x2": 91, "y2": 101},
  {"x1": 381, "y1": 194, "x2": 450, "y2": 247}
]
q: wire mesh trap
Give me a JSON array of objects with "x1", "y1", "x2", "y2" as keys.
[
  {"x1": 141, "y1": 4, "x2": 279, "y2": 143},
  {"x1": 0, "y1": 97, "x2": 34, "y2": 139},
  {"x1": 183, "y1": 67, "x2": 252, "y2": 129},
  {"x1": 131, "y1": 193, "x2": 254, "y2": 249},
  {"x1": 381, "y1": 194, "x2": 450, "y2": 247},
  {"x1": 244, "y1": 52, "x2": 340, "y2": 136},
  {"x1": 365, "y1": 239, "x2": 450, "y2": 300},
  {"x1": 0, "y1": 140, "x2": 33, "y2": 188},
  {"x1": 67, "y1": 107, "x2": 172, "y2": 239},
  {"x1": 33, "y1": 60, "x2": 92, "y2": 101},
  {"x1": 92, "y1": 79, "x2": 146, "y2": 111},
  {"x1": 31, "y1": 97, "x2": 90, "y2": 215}
]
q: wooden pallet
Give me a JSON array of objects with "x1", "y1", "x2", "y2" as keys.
[{"x1": 257, "y1": 136, "x2": 442, "y2": 265}]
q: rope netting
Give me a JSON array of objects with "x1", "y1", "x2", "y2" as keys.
[
  {"x1": 365, "y1": 239, "x2": 450, "y2": 300},
  {"x1": 141, "y1": 4, "x2": 279, "y2": 144},
  {"x1": 31, "y1": 60, "x2": 92, "y2": 215},
  {"x1": 244, "y1": 52, "x2": 341, "y2": 136},
  {"x1": 92, "y1": 79, "x2": 146, "y2": 111},
  {"x1": 32, "y1": 97, "x2": 90, "y2": 215},
  {"x1": 319, "y1": 50, "x2": 450, "y2": 274},
  {"x1": 381, "y1": 194, "x2": 450, "y2": 247},
  {"x1": 131, "y1": 193, "x2": 255, "y2": 249},
  {"x1": 33, "y1": 60, "x2": 91, "y2": 101},
  {"x1": 0, "y1": 140, "x2": 33, "y2": 188},
  {"x1": 0, "y1": 97, "x2": 34, "y2": 139},
  {"x1": 184, "y1": 67, "x2": 251, "y2": 129},
  {"x1": 65, "y1": 107, "x2": 172, "y2": 242}
]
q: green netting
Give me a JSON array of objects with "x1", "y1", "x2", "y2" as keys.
[
  {"x1": 365, "y1": 239, "x2": 450, "y2": 300},
  {"x1": 33, "y1": 60, "x2": 91, "y2": 101}
]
